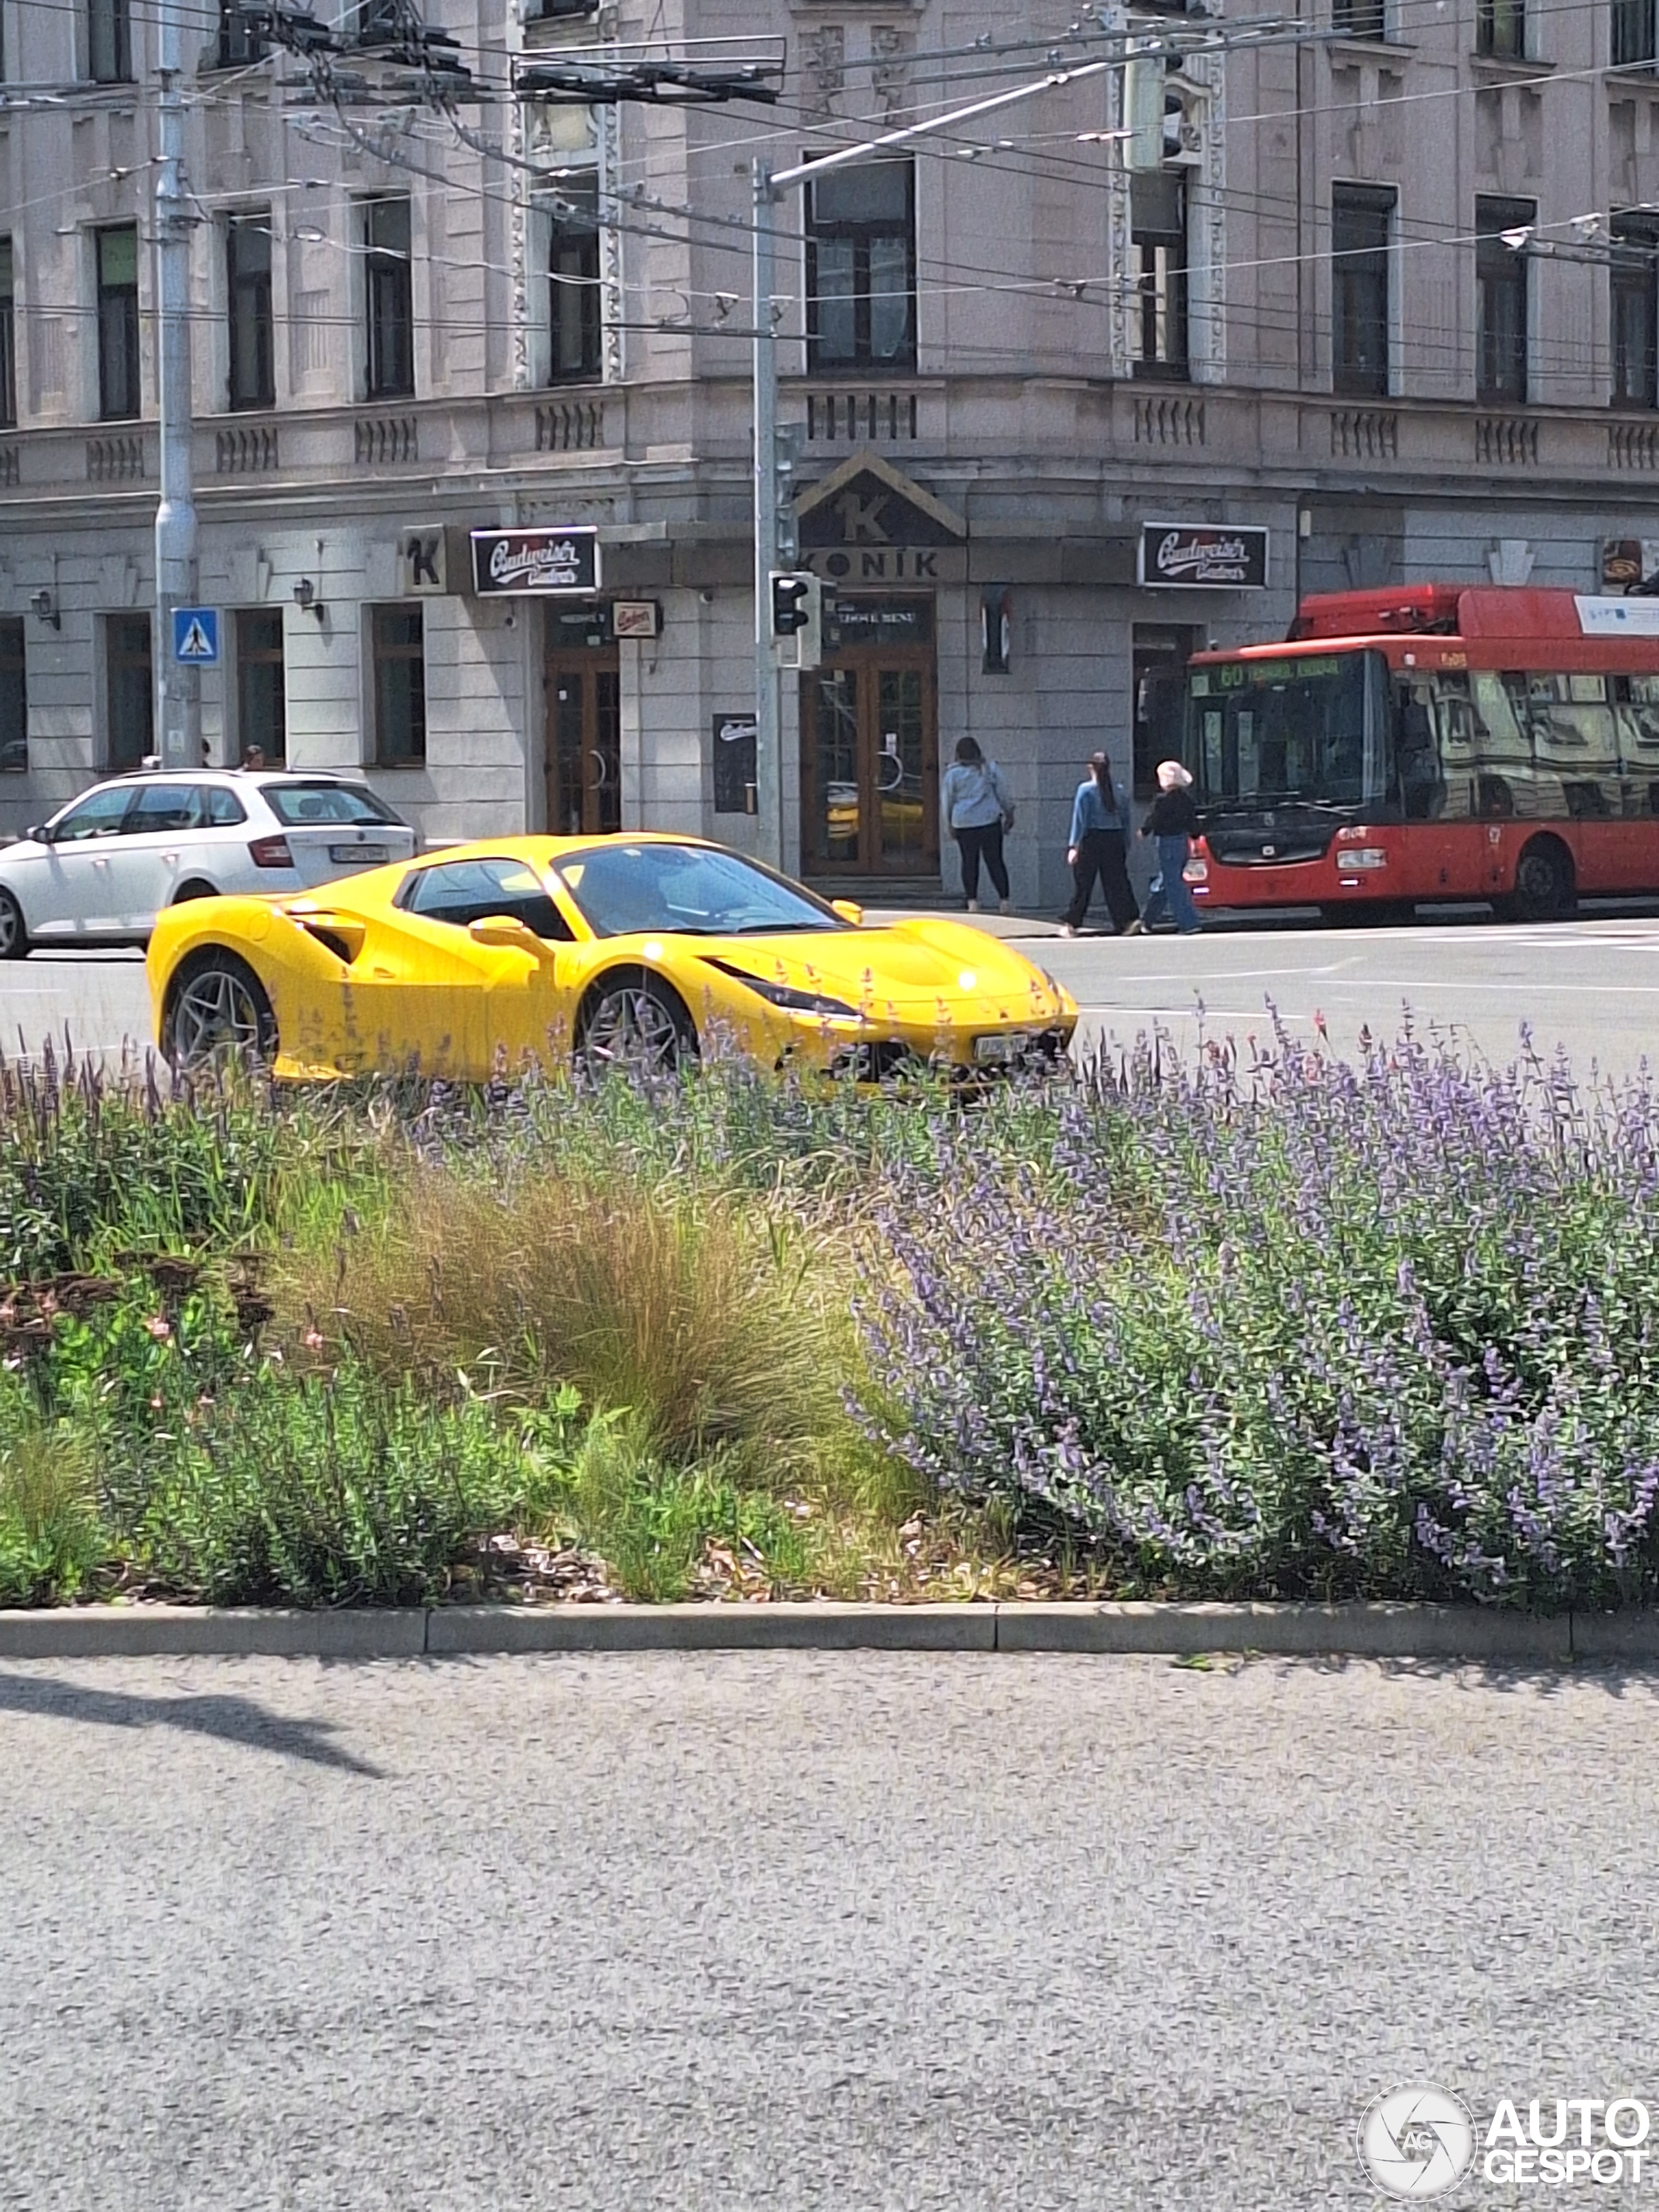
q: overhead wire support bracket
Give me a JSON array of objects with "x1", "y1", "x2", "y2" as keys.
[{"x1": 512, "y1": 38, "x2": 785, "y2": 106}]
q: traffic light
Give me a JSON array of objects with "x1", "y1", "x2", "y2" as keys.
[{"x1": 769, "y1": 572, "x2": 822, "y2": 669}]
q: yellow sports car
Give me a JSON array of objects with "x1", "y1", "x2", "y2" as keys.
[{"x1": 146, "y1": 833, "x2": 1077, "y2": 1083}]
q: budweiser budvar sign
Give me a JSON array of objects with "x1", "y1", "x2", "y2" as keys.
[
  {"x1": 1138, "y1": 523, "x2": 1268, "y2": 590},
  {"x1": 470, "y1": 526, "x2": 601, "y2": 596}
]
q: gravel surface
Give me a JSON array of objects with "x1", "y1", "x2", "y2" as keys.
[{"x1": 2, "y1": 1651, "x2": 1656, "y2": 2210}]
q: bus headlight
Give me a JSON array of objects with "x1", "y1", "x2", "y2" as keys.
[{"x1": 1341, "y1": 848, "x2": 1389, "y2": 870}]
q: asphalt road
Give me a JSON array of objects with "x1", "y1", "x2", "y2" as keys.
[
  {"x1": 1, "y1": 1651, "x2": 1655, "y2": 2211},
  {"x1": 6, "y1": 907, "x2": 1659, "y2": 1081}
]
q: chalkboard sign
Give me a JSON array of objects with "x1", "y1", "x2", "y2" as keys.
[{"x1": 713, "y1": 712, "x2": 758, "y2": 813}]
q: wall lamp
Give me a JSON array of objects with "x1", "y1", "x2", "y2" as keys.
[
  {"x1": 30, "y1": 589, "x2": 59, "y2": 630},
  {"x1": 292, "y1": 578, "x2": 326, "y2": 623}
]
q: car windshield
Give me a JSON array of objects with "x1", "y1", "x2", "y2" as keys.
[
  {"x1": 1187, "y1": 650, "x2": 1387, "y2": 810},
  {"x1": 553, "y1": 843, "x2": 844, "y2": 938},
  {"x1": 261, "y1": 782, "x2": 402, "y2": 828}
]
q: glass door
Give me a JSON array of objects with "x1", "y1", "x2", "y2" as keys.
[
  {"x1": 545, "y1": 653, "x2": 621, "y2": 836},
  {"x1": 802, "y1": 646, "x2": 936, "y2": 877}
]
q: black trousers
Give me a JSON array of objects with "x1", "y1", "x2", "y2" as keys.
[
  {"x1": 1063, "y1": 828, "x2": 1140, "y2": 932},
  {"x1": 955, "y1": 821, "x2": 1010, "y2": 902}
]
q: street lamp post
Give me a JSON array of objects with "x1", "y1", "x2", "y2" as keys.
[{"x1": 154, "y1": 0, "x2": 199, "y2": 770}]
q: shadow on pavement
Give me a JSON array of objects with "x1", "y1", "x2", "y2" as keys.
[{"x1": 0, "y1": 1668, "x2": 386, "y2": 1776}]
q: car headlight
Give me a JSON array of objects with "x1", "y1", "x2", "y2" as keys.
[{"x1": 729, "y1": 972, "x2": 863, "y2": 1018}]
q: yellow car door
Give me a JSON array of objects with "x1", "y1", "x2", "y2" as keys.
[{"x1": 329, "y1": 856, "x2": 570, "y2": 1078}]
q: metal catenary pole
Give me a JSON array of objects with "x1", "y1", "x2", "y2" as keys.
[
  {"x1": 752, "y1": 53, "x2": 1124, "y2": 874},
  {"x1": 751, "y1": 157, "x2": 783, "y2": 868},
  {"x1": 153, "y1": 0, "x2": 199, "y2": 770}
]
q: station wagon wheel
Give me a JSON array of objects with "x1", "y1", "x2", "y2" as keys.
[
  {"x1": 577, "y1": 971, "x2": 695, "y2": 1085},
  {"x1": 0, "y1": 887, "x2": 26, "y2": 960},
  {"x1": 164, "y1": 952, "x2": 276, "y2": 1070}
]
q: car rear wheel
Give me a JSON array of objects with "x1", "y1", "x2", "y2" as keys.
[
  {"x1": 172, "y1": 879, "x2": 217, "y2": 904},
  {"x1": 0, "y1": 887, "x2": 26, "y2": 960},
  {"x1": 577, "y1": 971, "x2": 695, "y2": 1084},
  {"x1": 164, "y1": 951, "x2": 276, "y2": 1070}
]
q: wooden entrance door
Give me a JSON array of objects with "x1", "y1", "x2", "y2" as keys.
[
  {"x1": 800, "y1": 604, "x2": 938, "y2": 877},
  {"x1": 544, "y1": 647, "x2": 621, "y2": 837}
]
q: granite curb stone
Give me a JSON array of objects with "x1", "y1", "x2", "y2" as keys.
[{"x1": 0, "y1": 1599, "x2": 1619, "y2": 1660}]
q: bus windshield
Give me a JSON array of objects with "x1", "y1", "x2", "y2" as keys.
[{"x1": 1187, "y1": 649, "x2": 1387, "y2": 810}]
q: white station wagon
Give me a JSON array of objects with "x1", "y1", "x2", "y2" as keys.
[{"x1": 0, "y1": 771, "x2": 419, "y2": 956}]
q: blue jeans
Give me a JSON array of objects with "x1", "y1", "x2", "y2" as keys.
[{"x1": 1141, "y1": 834, "x2": 1201, "y2": 933}]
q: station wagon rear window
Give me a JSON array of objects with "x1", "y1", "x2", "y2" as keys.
[{"x1": 262, "y1": 782, "x2": 402, "y2": 828}]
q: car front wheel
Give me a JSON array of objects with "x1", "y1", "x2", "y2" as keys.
[
  {"x1": 0, "y1": 887, "x2": 26, "y2": 960},
  {"x1": 163, "y1": 951, "x2": 277, "y2": 1069},
  {"x1": 577, "y1": 971, "x2": 695, "y2": 1084}
]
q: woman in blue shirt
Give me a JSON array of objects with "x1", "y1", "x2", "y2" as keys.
[
  {"x1": 938, "y1": 736, "x2": 1015, "y2": 913},
  {"x1": 1060, "y1": 752, "x2": 1141, "y2": 935}
]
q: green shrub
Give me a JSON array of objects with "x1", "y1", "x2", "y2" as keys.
[{"x1": 0, "y1": 1419, "x2": 109, "y2": 1605}]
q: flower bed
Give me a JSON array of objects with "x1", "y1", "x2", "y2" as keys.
[{"x1": 4, "y1": 1019, "x2": 1659, "y2": 1611}]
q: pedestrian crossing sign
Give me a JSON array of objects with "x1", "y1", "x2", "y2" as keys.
[{"x1": 172, "y1": 607, "x2": 220, "y2": 665}]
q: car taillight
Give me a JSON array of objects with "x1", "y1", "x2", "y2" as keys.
[{"x1": 248, "y1": 834, "x2": 294, "y2": 868}]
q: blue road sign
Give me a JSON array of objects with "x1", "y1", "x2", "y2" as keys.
[{"x1": 172, "y1": 607, "x2": 220, "y2": 665}]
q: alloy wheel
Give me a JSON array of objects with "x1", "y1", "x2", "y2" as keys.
[
  {"x1": 580, "y1": 984, "x2": 688, "y2": 1083},
  {"x1": 168, "y1": 964, "x2": 270, "y2": 1067},
  {"x1": 0, "y1": 891, "x2": 22, "y2": 959}
]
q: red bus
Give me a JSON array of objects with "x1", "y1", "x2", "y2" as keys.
[{"x1": 1183, "y1": 584, "x2": 1659, "y2": 922}]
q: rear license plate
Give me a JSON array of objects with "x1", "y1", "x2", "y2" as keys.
[
  {"x1": 331, "y1": 844, "x2": 389, "y2": 867},
  {"x1": 973, "y1": 1032, "x2": 1029, "y2": 1064}
]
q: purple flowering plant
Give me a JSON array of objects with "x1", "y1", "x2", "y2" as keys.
[{"x1": 850, "y1": 1016, "x2": 1659, "y2": 1610}]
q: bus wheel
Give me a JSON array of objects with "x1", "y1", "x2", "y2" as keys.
[{"x1": 1501, "y1": 837, "x2": 1576, "y2": 923}]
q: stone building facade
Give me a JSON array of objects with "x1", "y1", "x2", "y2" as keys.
[{"x1": 1, "y1": 0, "x2": 1658, "y2": 905}]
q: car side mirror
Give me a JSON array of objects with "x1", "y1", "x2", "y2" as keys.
[
  {"x1": 25, "y1": 824, "x2": 49, "y2": 844},
  {"x1": 831, "y1": 898, "x2": 864, "y2": 925},
  {"x1": 467, "y1": 913, "x2": 557, "y2": 965}
]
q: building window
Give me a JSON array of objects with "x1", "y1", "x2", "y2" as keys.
[
  {"x1": 87, "y1": 0, "x2": 131, "y2": 81},
  {"x1": 362, "y1": 196, "x2": 413, "y2": 400},
  {"x1": 96, "y1": 224, "x2": 141, "y2": 421},
  {"x1": 0, "y1": 237, "x2": 15, "y2": 429},
  {"x1": 1130, "y1": 170, "x2": 1189, "y2": 380},
  {"x1": 1476, "y1": 196, "x2": 1531, "y2": 403},
  {"x1": 0, "y1": 618, "x2": 25, "y2": 774},
  {"x1": 806, "y1": 156, "x2": 915, "y2": 373},
  {"x1": 1612, "y1": 214, "x2": 1659, "y2": 406},
  {"x1": 236, "y1": 609, "x2": 285, "y2": 766},
  {"x1": 105, "y1": 612, "x2": 152, "y2": 773},
  {"x1": 226, "y1": 215, "x2": 275, "y2": 410},
  {"x1": 1332, "y1": 183, "x2": 1394, "y2": 397},
  {"x1": 1613, "y1": 0, "x2": 1656, "y2": 64},
  {"x1": 371, "y1": 605, "x2": 425, "y2": 765},
  {"x1": 1333, "y1": 0, "x2": 1387, "y2": 35},
  {"x1": 1476, "y1": 0, "x2": 1524, "y2": 55},
  {"x1": 548, "y1": 173, "x2": 602, "y2": 383},
  {"x1": 216, "y1": 0, "x2": 264, "y2": 65}
]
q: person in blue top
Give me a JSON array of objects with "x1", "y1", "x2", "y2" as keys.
[
  {"x1": 1060, "y1": 752, "x2": 1141, "y2": 935},
  {"x1": 938, "y1": 736, "x2": 1015, "y2": 913}
]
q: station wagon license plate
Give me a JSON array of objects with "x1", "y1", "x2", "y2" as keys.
[{"x1": 331, "y1": 844, "x2": 389, "y2": 867}]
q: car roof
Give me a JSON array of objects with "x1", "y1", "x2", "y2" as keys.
[{"x1": 80, "y1": 769, "x2": 369, "y2": 788}]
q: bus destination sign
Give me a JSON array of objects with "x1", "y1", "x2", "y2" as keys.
[{"x1": 1139, "y1": 524, "x2": 1269, "y2": 590}]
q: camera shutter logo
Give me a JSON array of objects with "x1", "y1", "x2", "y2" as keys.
[{"x1": 1360, "y1": 2088, "x2": 1475, "y2": 2200}]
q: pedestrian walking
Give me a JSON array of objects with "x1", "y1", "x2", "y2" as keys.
[
  {"x1": 1060, "y1": 752, "x2": 1141, "y2": 936},
  {"x1": 939, "y1": 736, "x2": 1015, "y2": 914},
  {"x1": 1137, "y1": 760, "x2": 1203, "y2": 935}
]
